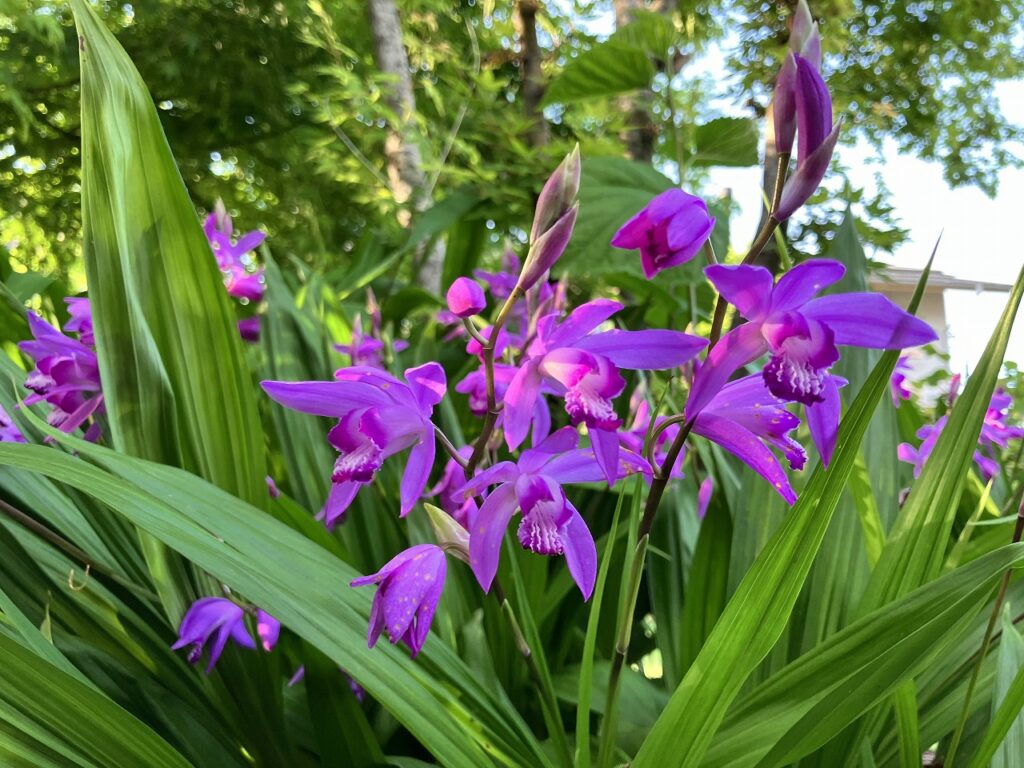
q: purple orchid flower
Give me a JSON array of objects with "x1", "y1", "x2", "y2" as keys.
[
  {"x1": 688, "y1": 259, "x2": 936, "y2": 465},
  {"x1": 696, "y1": 476, "x2": 714, "y2": 519},
  {"x1": 261, "y1": 363, "x2": 446, "y2": 527},
  {"x1": 204, "y1": 211, "x2": 267, "y2": 303},
  {"x1": 334, "y1": 314, "x2": 408, "y2": 369},
  {"x1": 890, "y1": 355, "x2": 913, "y2": 406},
  {"x1": 475, "y1": 250, "x2": 522, "y2": 301},
  {"x1": 237, "y1": 316, "x2": 261, "y2": 343},
  {"x1": 447, "y1": 277, "x2": 487, "y2": 318},
  {"x1": 350, "y1": 544, "x2": 447, "y2": 657},
  {"x1": 504, "y1": 298, "x2": 707, "y2": 484},
  {"x1": 618, "y1": 388, "x2": 685, "y2": 480},
  {"x1": 610, "y1": 189, "x2": 716, "y2": 278},
  {"x1": 63, "y1": 297, "x2": 94, "y2": 346},
  {"x1": 979, "y1": 389, "x2": 1024, "y2": 451},
  {"x1": 458, "y1": 427, "x2": 646, "y2": 598},
  {"x1": 256, "y1": 610, "x2": 281, "y2": 652},
  {"x1": 172, "y1": 597, "x2": 256, "y2": 673},
  {"x1": 0, "y1": 406, "x2": 26, "y2": 443},
  {"x1": 773, "y1": 55, "x2": 842, "y2": 221},
  {"x1": 20, "y1": 310, "x2": 104, "y2": 437},
  {"x1": 693, "y1": 374, "x2": 805, "y2": 504}
]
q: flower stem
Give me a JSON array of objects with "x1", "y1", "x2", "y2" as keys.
[
  {"x1": 945, "y1": 501, "x2": 1024, "y2": 767},
  {"x1": 433, "y1": 424, "x2": 468, "y2": 468},
  {"x1": 465, "y1": 287, "x2": 524, "y2": 477},
  {"x1": 706, "y1": 220, "x2": 779, "y2": 348}
]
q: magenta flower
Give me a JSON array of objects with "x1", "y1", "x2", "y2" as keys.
[
  {"x1": 611, "y1": 189, "x2": 716, "y2": 278},
  {"x1": 890, "y1": 355, "x2": 913, "y2": 406},
  {"x1": 519, "y1": 147, "x2": 581, "y2": 292},
  {"x1": 773, "y1": 0, "x2": 821, "y2": 156},
  {"x1": 446, "y1": 277, "x2": 487, "y2": 318},
  {"x1": 773, "y1": 55, "x2": 842, "y2": 221},
  {"x1": 618, "y1": 389, "x2": 685, "y2": 479},
  {"x1": 459, "y1": 427, "x2": 645, "y2": 598},
  {"x1": 237, "y1": 316, "x2": 261, "y2": 343},
  {"x1": 350, "y1": 544, "x2": 447, "y2": 657},
  {"x1": 688, "y1": 260, "x2": 936, "y2": 464},
  {"x1": 475, "y1": 250, "x2": 521, "y2": 301},
  {"x1": 20, "y1": 310, "x2": 104, "y2": 437},
  {"x1": 256, "y1": 610, "x2": 281, "y2": 652},
  {"x1": 261, "y1": 363, "x2": 446, "y2": 527},
  {"x1": 172, "y1": 597, "x2": 256, "y2": 673},
  {"x1": 204, "y1": 211, "x2": 266, "y2": 303},
  {"x1": 265, "y1": 475, "x2": 281, "y2": 499},
  {"x1": 334, "y1": 314, "x2": 408, "y2": 369},
  {"x1": 64, "y1": 297, "x2": 94, "y2": 346},
  {"x1": 696, "y1": 476, "x2": 713, "y2": 519},
  {"x1": 0, "y1": 406, "x2": 25, "y2": 443},
  {"x1": 456, "y1": 363, "x2": 551, "y2": 447},
  {"x1": 692, "y1": 374, "x2": 806, "y2": 503},
  {"x1": 504, "y1": 299, "x2": 707, "y2": 483},
  {"x1": 428, "y1": 447, "x2": 478, "y2": 527}
]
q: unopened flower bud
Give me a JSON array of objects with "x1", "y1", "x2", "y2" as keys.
[
  {"x1": 446, "y1": 277, "x2": 487, "y2": 318},
  {"x1": 425, "y1": 503, "x2": 470, "y2": 564},
  {"x1": 517, "y1": 202, "x2": 579, "y2": 292},
  {"x1": 530, "y1": 144, "x2": 581, "y2": 244}
]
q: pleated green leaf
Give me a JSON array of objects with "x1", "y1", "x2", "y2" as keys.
[
  {"x1": 631, "y1": 257, "x2": 935, "y2": 768},
  {"x1": 73, "y1": 0, "x2": 264, "y2": 505},
  {"x1": 971, "y1": 606, "x2": 1024, "y2": 768},
  {"x1": 0, "y1": 633, "x2": 192, "y2": 768},
  {"x1": 0, "y1": 440, "x2": 546, "y2": 768}
]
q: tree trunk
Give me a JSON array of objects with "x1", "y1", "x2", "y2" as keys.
[
  {"x1": 367, "y1": 0, "x2": 444, "y2": 294},
  {"x1": 515, "y1": 0, "x2": 548, "y2": 146}
]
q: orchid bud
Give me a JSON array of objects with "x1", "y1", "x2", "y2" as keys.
[
  {"x1": 517, "y1": 202, "x2": 579, "y2": 292},
  {"x1": 213, "y1": 197, "x2": 232, "y2": 236},
  {"x1": 773, "y1": 54, "x2": 798, "y2": 156},
  {"x1": 790, "y1": 0, "x2": 821, "y2": 68},
  {"x1": 446, "y1": 277, "x2": 487, "y2": 318},
  {"x1": 425, "y1": 503, "x2": 470, "y2": 564},
  {"x1": 530, "y1": 144, "x2": 581, "y2": 244}
]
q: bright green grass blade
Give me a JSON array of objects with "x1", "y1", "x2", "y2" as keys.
[
  {"x1": 631, "y1": 256, "x2": 935, "y2": 768},
  {"x1": 0, "y1": 633, "x2": 192, "y2": 768},
  {"x1": 0, "y1": 441, "x2": 545, "y2": 768},
  {"x1": 74, "y1": 0, "x2": 265, "y2": 506},
  {"x1": 969, "y1": 606, "x2": 1024, "y2": 768},
  {"x1": 699, "y1": 544, "x2": 1024, "y2": 768}
]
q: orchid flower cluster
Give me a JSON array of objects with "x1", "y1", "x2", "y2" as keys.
[
  {"x1": 253, "y1": 97, "x2": 934, "y2": 660},
  {"x1": 899, "y1": 383, "x2": 1024, "y2": 481},
  {"x1": 203, "y1": 198, "x2": 266, "y2": 342}
]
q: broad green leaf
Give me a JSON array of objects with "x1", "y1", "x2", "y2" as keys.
[
  {"x1": 541, "y1": 41, "x2": 655, "y2": 106},
  {"x1": 74, "y1": 0, "x2": 265, "y2": 506},
  {"x1": 0, "y1": 440, "x2": 546, "y2": 768},
  {"x1": 690, "y1": 118, "x2": 760, "y2": 168},
  {"x1": 631, "y1": 259, "x2": 934, "y2": 768},
  {"x1": 0, "y1": 632, "x2": 192, "y2": 768},
  {"x1": 702, "y1": 546, "x2": 1024, "y2": 767},
  {"x1": 974, "y1": 605, "x2": 1024, "y2": 768}
]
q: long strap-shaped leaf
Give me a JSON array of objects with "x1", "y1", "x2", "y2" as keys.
[
  {"x1": 0, "y1": 633, "x2": 192, "y2": 768},
  {"x1": 631, "y1": 259, "x2": 935, "y2": 768},
  {"x1": 0, "y1": 441, "x2": 547, "y2": 768},
  {"x1": 74, "y1": 0, "x2": 265, "y2": 505}
]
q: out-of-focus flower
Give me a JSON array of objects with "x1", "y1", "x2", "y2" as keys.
[
  {"x1": 475, "y1": 251, "x2": 521, "y2": 301},
  {"x1": 172, "y1": 597, "x2": 256, "y2": 673},
  {"x1": 447, "y1": 277, "x2": 487, "y2": 319},
  {"x1": 773, "y1": 56, "x2": 842, "y2": 221},
  {"x1": 334, "y1": 314, "x2": 408, "y2": 369},
  {"x1": 618, "y1": 388, "x2": 684, "y2": 479},
  {"x1": 204, "y1": 206, "x2": 266, "y2": 303},
  {"x1": 518, "y1": 147, "x2": 581, "y2": 292},
  {"x1": 428, "y1": 448, "x2": 478, "y2": 527},
  {"x1": 610, "y1": 189, "x2": 716, "y2": 278},
  {"x1": 0, "y1": 406, "x2": 26, "y2": 443},
  {"x1": 287, "y1": 666, "x2": 366, "y2": 701},
  {"x1": 64, "y1": 297, "x2": 95, "y2": 346},
  {"x1": 20, "y1": 310, "x2": 104, "y2": 437},
  {"x1": 458, "y1": 427, "x2": 646, "y2": 598},
  {"x1": 351, "y1": 544, "x2": 447, "y2": 657},
  {"x1": 898, "y1": 389, "x2": 1024, "y2": 481},
  {"x1": 457, "y1": 363, "x2": 552, "y2": 448},
  {"x1": 266, "y1": 475, "x2": 280, "y2": 498},
  {"x1": 237, "y1": 316, "x2": 261, "y2": 343},
  {"x1": 504, "y1": 299, "x2": 707, "y2": 484},
  {"x1": 696, "y1": 476, "x2": 714, "y2": 519},
  {"x1": 692, "y1": 374, "x2": 806, "y2": 504},
  {"x1": 262, "y1": 363, "x2": 446, "y2": 526},
  {"x1": 256, "y1": 610, "x2": 281, "y2": 652},
  {"x1": 690, "y1": 260, "x2": 936, "y2": 465},
  {"x1": 890, "y1": 355, "x2": 913, "y2": 406}
]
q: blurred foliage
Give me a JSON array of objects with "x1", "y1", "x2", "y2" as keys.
[{"x1": 1, "y1": 0, "x2": 1022, "y2": 286}]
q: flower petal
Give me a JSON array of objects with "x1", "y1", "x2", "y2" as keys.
[
  {"x1": 693, "y1": 412, "x2": 796, "y2": 504},
  {"x1": 806, "y1": 374, "x2": 842, "y2": 467},
  {"x1": 400, "y1": 437, "x2": 436, "y2": 517},
  {"x1": 469, "y1": 483, "x2": 520, "y2": 592},
  {"x1": 561, "y1": 504, "x2": 597, "y2": 600},
  {"x1": 704, "y1": 264, "x2": 774, "y2": 320},
  {"x1": 261, "y1": 380, "x2": 392, "y2": 416},
  {"x1": 546, "y1": 299, "x2": 623, "y2": 348},
  {"x1": 405, "y1": 362, "x2": 447, "y2": 412},
  {"x1": 574, "y1": 329, "x2": 707, "y2": 370},
  {"x1": 590, "y1": 427, "x2": 621, "y2": 487},
  {"x1": 801, "y1": 293, "x2": 938, "y2": 349},
  {"x1": 770, "y1": 259, "x2": 846, "y2": 312},
  {"x1": 686, "y1": 323, "x2": 770, "y2": 419},
  {"x1": 503, "y1": 361, "x2": 543, "y2": 450}
]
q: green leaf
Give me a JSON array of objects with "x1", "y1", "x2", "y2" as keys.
[
  {"x1": 631, "y1": 258, "x2": 935, "y2": 768},
  {"x1": 0, "y1": 632, "x2": 192, "y2": 768},
  {"x1": 542, "y1": 41, "x2": 655, "y2": 106},
  {"x1": 74, "y1": 0, "x2": 266, "y2": 506},
  {"x1": 971, "y1": 606, "x2": 1024, "y2": 768},
  {"x1": 0, "y1": 440, "x2": 546, "y2": 768},
  {"x1": 698, "y1": 544, "x2": 1024, "y2": 768},
  {"x1": 689, "y1": 118, "x2": 760, "y2": 168}
]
